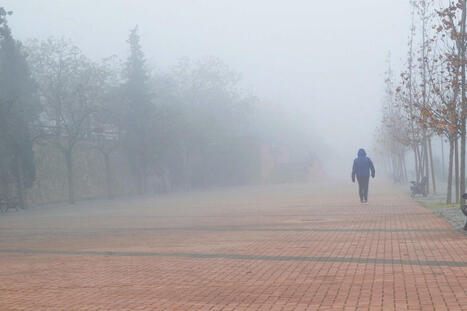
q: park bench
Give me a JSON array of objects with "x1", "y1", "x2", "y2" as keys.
[
  {"x1": 0, "y1": 197, "x2": 19, "y2": 213},
  {"x1": 410, "y1": 176, "x2": 428, "y2": 197},
  {"x1": 462, "y1": 193, "x2": 467, "y2": 217}
]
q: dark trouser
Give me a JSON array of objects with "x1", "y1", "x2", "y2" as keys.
[{"x1": 357, "y1": 176, "x2": 370, "y2": 202}]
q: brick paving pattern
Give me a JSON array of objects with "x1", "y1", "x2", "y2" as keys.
[{"x1": 0, "y1": 183, "x2": 466, "y2": 310}]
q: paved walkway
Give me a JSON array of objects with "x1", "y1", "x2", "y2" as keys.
[{"x1": 0, "y1": 183, "x2": 466, "y2": 310}]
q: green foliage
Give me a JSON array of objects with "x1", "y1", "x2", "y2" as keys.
[
  {"x1": 158, "y1": 57, "x2": 259, "y2": 188},
  {"x1": 119, "y1": 26, "x2": 154, "y2": 192},
  {"x1": 2, "y1": 20, "x2": 302, "y2": 204},
  {"x1": 0, "y1": 8, "x2": 38, "y2": 193}
]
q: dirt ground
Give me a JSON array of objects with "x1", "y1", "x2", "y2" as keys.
[{"x1": 0, "y1": 182, "x2": 466, "y2": 310}]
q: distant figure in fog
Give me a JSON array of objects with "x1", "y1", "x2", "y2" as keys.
[{"x1": 351, "y1": 148, "x2": 375, "y2": 204}]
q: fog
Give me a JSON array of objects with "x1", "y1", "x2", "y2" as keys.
[
  {"x1": 2, "y1": 3, "x2": 467, "y2": 309},
  {"x1": 4, "y1": 0, "x2": 411, "y2": 176},
  {"x1": 0, "y1": 0, "x2": 421, "y2": 209}
]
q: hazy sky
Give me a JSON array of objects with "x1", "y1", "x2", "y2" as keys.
[{"x1": 3, "y1": 0, "x2": 412, "y2": 174}]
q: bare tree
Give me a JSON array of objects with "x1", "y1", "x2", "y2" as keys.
[{"x1": 27, "y1": 38, "x2": 107, "y2": 204}]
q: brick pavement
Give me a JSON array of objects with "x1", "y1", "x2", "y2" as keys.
[{"x1": 0, "y1": 183, "x2": 466, "y2": 310}]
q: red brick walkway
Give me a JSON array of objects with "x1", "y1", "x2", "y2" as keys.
[{"x1": 0, "y1": 183, "x2": 466, "y2": 310}]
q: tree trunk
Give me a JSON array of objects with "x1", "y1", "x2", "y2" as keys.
[
  {"x1": 423, "y1": 136, "x2": 430, "y2": 194},
  {"x1": 461, "y1": 109, "x2": 466, "y2": 219},
  {"x1": 142, "y1": 156, "x2": 147, "y2": 195},
  {"x1": 0, "y1": 167, "x2": 7, "y2": 201},
  {"x1": 460, "y1": 0, "x2": 466, "y2": 221},
  {"x1": 441, "y1": 137, "x2": 446, "y2": 180},
  {"x1": 447, "y1": 137, "x2": 454, "y2": 204},
  {"x1": 13, "y1": 155, "x2": 25, "y2": 209},
  {"x1": 104, "y1": 153, "x2": 113, "y2": 200},
  {"x1": 455, "y1": 137, "x2": 460, "y2": 204},
  {"x1": 421, "y1": 2, "x2": 429, "y2": 193},
  {"x1": 428, "y1": 137, "x2": 436, "y2": 194},
  {"x1": 162, "y1": 166, "x2": 171, "y2": 193},
  {"x1": 402, "y1": 154, "x2": 408, "y2": 183},
  {"x1": 414, "y1": 146, "x2": 419, "y2": 182},
  {"x1": 399, "y1": 153, "x2": 405, "y2": 183},
  {"x1": 137, "y1": 149, "x2": 147, "y2": 195},
  {"x1": 417, "y1": 144, "x2": 423, "y2": 182},
  {"x1": 65, "y1": 149, "x2": 75, "y2": 204}
]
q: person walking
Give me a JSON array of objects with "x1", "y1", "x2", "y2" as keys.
[{"x1": 351, "y1": 148, "x2": 375, "y2": 203}]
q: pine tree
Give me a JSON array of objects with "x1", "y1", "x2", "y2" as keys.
[
  {"x1": 0, "y1": 8, "x2": 39, "y2": 208},
  {"x1": 121, "y1": 26, "x2": 153, "y2": 194}
]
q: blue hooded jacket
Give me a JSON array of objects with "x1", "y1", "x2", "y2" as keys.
[{"x1": 352, "y1": 149, "x2": 375, "y2": 181}]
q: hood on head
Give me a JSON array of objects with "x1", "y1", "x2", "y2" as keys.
[{"x1": 358, "y1": 148, "x2": 366, "y2": 157}]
